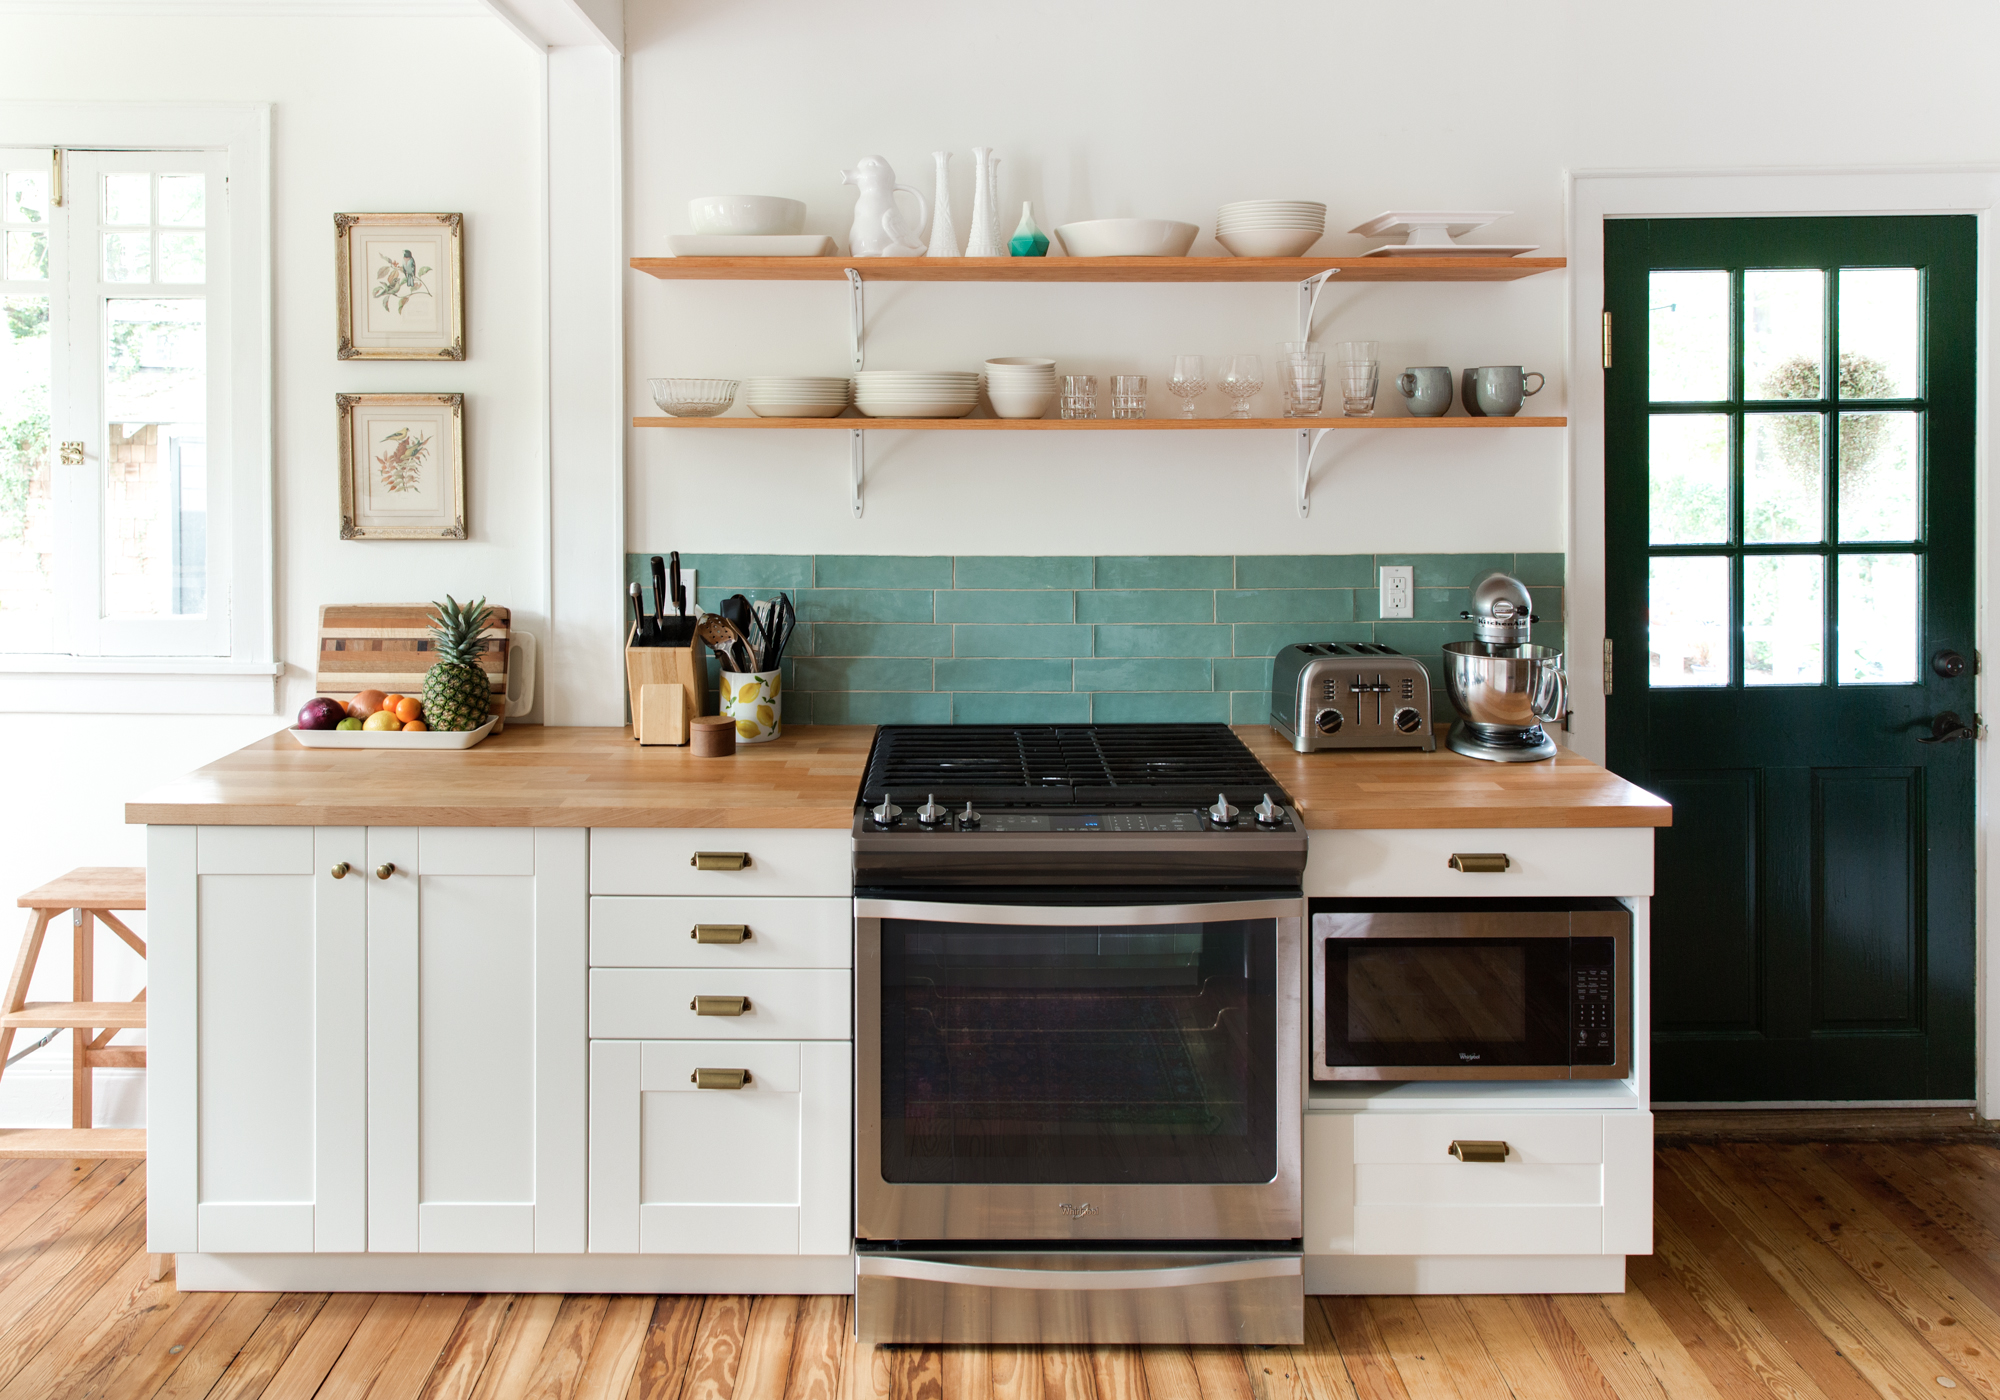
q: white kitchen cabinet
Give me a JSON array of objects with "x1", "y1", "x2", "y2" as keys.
[
  {"x1": 589, "y1": 1039, "x2": 851, "y2": 1256},
  {"x1": 588, "y1": 967, "x2": 850, "y2": 1040},
  {"x1": 1305, "y1": 827, "x2": 1653, "y2": 898},
  {"x1": 590, "y1": 896, "x2": 851, "y2": 968},
  {"x1": 589, "y1": 828, "x2": 849, "y2": 897}
]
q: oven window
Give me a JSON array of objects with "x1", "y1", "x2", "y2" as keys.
[
  {"x1": 879, "y1": 917, "x2": 1277, "y2": 1184},
  {"x1": 1321, "y1": 936, "x2": 1570, "y2": 1069}
]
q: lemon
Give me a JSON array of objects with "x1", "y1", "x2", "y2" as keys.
[
  {"x1": 735, "y1": 720, "x2": 759, "y2": 739},
  {"x1": 363, "y1": 709, "x2": 401, "y2": 731}
]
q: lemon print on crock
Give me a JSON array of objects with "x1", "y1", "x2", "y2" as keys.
[
  {"x1": 736, "y1": 720, "x2": 759, "y2": 738},
  {"x1": 734, "y1": 678, "x2": 763, "y2": 703},
  {"x1": 757, "y1": 704, "x2": 775, "y2": 726}
]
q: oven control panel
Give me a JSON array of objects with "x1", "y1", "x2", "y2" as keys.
[{"x1": 870, "y1": 808, "x2": 1297, "y2": 833}]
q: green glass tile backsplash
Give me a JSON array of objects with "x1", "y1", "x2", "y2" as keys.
[{"x1": 626, "y1": 554, "x2": 1563, "y2": 726}]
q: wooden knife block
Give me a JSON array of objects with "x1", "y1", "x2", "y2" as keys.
[{"x1": 626, "y1": 626, "x2": 706, "y2": 745}]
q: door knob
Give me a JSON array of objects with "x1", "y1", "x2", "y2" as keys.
[
  {"x1": 1918, "y1": 712, "x2": 1979, "y2": 744},
  {"x1": 1932, "y1": 649, "x2": 1969, "y2": 678}
]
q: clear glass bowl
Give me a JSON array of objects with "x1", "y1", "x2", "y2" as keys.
[{"x1": 649, "y1": 378, "x2": 738, "y2": 417}]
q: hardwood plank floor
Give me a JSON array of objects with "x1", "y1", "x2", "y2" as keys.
[{"x1": 6, "y1": 1141, "x2": 2000, "y2": 1397}]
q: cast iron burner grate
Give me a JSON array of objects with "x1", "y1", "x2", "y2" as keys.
[{"x1": 858, "y1": 723, "x2": 1291, "y2": 809}]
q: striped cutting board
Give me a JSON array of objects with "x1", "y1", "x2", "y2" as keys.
[{"x1": 316, "y1": 604, "x2": 514, "y2": 731}]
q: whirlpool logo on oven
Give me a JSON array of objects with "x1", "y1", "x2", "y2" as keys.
[
  {"x1": 1057, "y1": 1202, "x2": 1099, "y2": 1219},
  {"x1": 1459, "y1": 1052, "x2": 1482, "y2": 1061}
]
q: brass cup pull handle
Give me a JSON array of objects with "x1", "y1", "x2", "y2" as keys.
[
  {"x1": 691, "y1": 995, "x2": 750, "y2": 1016},
  {"x1": 375, "y1": 863, "x2": 397, "y2": 880},
  {"x1": 691, "y1": 852, "x2": 751, "y2": 872},
  {"x1": 330, "y1": 863, "x2": 350, "y2": 880},
  {"x1": 691, "y1": 924, "x2": 750, "y2": 944},
  {"x1": 1447, "y1": 852, "x2": 1511, "y2": 874},
  {"x1": 692, "y1": 1068, "x2": 750, "y2": 1090},
  {"x1": 1448, "y1": 1140, "x2": 1510, "y2": 1163}
]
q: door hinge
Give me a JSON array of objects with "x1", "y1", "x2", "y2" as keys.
[
  {"x1": 50, "y1": 148, "x2": 63, "y2": 208},
  {"x1": 1602, "y1": 638, "x2": 1614, "y2": 695},
  {"x1": 1601, "y1": 311, "x2": 1613, "y2": 370}
]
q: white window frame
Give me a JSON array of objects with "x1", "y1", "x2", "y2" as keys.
[{"x1": 0, "y1": 103, "x2": 273, "y2": 714}]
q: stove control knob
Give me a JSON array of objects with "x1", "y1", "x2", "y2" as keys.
[
  {"x1": 1254, "y1": 793, "x2": 1285, "y2": 827},
  {"x1": 959, "y1": 801, "x2": 982, "y2": 828},
  {"x1": 916, "y1": 793, "x2": 949, "y2": 826},
  {"x1": 870, "y1": 797, "x2": 903, "y2": 827},
  {"x1": 1208, "y1": 792, "x2": 1240, "y2": 826}
]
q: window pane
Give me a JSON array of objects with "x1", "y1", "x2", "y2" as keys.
[
  {"x1": 103, "y1": 231, "x2": 150, "y2": 283},
  {"x1": 158, "y1": 233, "x2": 204, "y2": 283},
  {"x1": 1837, "y1": 412, "x2": 1918, "y2": 542},
  {"x1": 102, "y1": 173, "x2": 149, "y2": 226},
  {"x1": 1744, "y1": 413, "x2": 1822, "y2": 543},
  {"x1": 1649, "y1": 413, "x2": 1729, "y2": 544},
  {"x1": 1838, "y1": 268, "x2": 1918, "y2": 399},
  {"x1": 1744, "y1": 555, "x2": 1824, "y2": 686},
  {"x1": 1838, "y1": 554, "x2": 1918, "y2": 684},
  {"x1": 1649, "y1": 271, "x2": 1730, "y2": 401},
  {"x1": 4, "y1": 230, "x2": 45, "y2": 280},
  {"x1": 157, "y1": 175, "x2": 204, "y2": 228},
  {"x1": 0, "y1": 294, "x2": 54, "y2": 652},
  {"x1": 1744, "y1": 269, "x2": 1823, "y2": 399},
  {"x1": 1650, "y1": 555, "x2": 1730, "y2": 688},
  {"x1": 4, "y1": 171, "x2": 46, "y2": 224},
  {"x1": 105, "y1": 299, "x2": 206, "y2": 618}
]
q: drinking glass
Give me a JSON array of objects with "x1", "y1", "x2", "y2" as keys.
[
  {"x1": 1214, "y1": 354, "x2": 1263, "y2": 418},
  {"x1": 1334, "y1": 340, "x2": 1379, "y2": 416},
  {"x1": 1167, "y1": 355, "x2": 1207, "y2": 417},
  {"x1": 1111, "y1": 375, "x2": 1147, "y2": 420},
  {"x1": 1278, "y1": 341, "x2": 1326, "y2": 417},
  {"x1": 1061, "y1": 374, "x2": 1098, "y2": 420}
]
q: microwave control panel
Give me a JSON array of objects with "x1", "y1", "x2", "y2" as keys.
[{"x1": 1572, "y1": 936, "x2": 1617, "y2": 1064}]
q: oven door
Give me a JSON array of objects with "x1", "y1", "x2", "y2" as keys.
[{"x1": 856, "y1": 895, "x2": 1301, "y2": 1243}]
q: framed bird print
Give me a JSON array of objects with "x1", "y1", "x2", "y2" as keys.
[
  {"x1": 337, "y1": 393, "x2": 466, "y2": 539},
  {"x1": 335, "y1": 212, "x2": 465, "y2": 359}
]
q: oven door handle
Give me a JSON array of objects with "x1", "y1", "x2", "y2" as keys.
[
  {"x1": 853, "y1": 897, "x2": 1302, "y2": 925},
  {"x1": 855, "y1": 1255, "x2": 1300, "y2": 1292}
]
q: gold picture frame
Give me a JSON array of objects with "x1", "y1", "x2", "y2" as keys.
[
  {"x1": 337, "y1": 393, "x2": 467, "y2": 540},
  {"x1": 335, "y1": 212, "x2": 465, "y2": 359}
]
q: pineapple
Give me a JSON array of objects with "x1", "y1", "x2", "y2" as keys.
[{"x1": 421, "y1": 595, "x2": 495, "y2": 731}]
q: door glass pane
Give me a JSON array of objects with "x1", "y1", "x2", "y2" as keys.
[
  {"x1": 1649, "y1": 413, "x2": 1729, "y2": 544},
  {"x1": 0, "y1": 294, "x2": 54, "y2": 651},
  {"x1": 105, "y1": 299, "x2": 205, "y2": 618},
  {"x1": 4, "y1": 171, "x2": 45, "y2": 225},
  {"x1": 1838, "y1": 412, "x2": 1918, "y2": 542},
  {"x1": 1744, "y1": 269, "x2": 1824, "y2": 400},
  {"x1": 157, "y1": 175, "x2": 204, "y2": 228},
  {"x1": 1838, "y1": 553, "x2": 1918, "y2": 684},
  {"x1": 1745, "y1": 413, "x2": 1822, "y2": 543},
  {"x1": 1838, "y1": 268, "x2": 1919, "y2": 399},
  {"x1": 1649, "y1": 271, "x2": 1730, "y2": 401},
  {"x1": 103, "y1": 231, "x2": 149, "y2": 283},
  {"x1": 1744, "y1": 554, "x2": 1824, "y2": 686},
  {"x1": 1649, "y1": 555, "x2": 1730, "y2": 688},
  {"x1": 102, "y1": 173, "x2": 149, "y2": 226},
  {"x1": 3, "y1": 232, "x2": 44, "y2": 280},
  {"x1": 158, "y1": 233, "x2": 204, "y2": 283}
]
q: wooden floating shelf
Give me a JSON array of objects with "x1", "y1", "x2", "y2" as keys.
[
  {"x1": 631, "y1": 255, "x2": 1564, "y2": 284},
  {"x1": 634, "y1": 415, "x2": 1567, "y2": 430}
]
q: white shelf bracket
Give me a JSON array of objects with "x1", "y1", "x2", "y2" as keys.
[
  {"x1": 1297, "y1": 268, "x2": 1338, "y2": 344},
  {"x1": 1295, "y1": 427, "x2": 1332, "y2": 518},
  {"x1": 850, "y1": 428, "x2": 865, "y2": 518},
  {"x1": 847, "y1": 268, "x2": 865, "y2": 373}
]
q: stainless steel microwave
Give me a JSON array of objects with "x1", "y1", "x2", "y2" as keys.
[{"x1": 1309, "y1": 898, "x2": 1631, "y2": 1081}]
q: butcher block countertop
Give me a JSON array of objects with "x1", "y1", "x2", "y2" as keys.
[{"x1": 126, "y1": 725, "x2": 1670, "y2": 830}]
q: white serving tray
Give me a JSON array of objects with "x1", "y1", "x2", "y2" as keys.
[
  {"x1": 665, "y1": 235, "x2": 835, "y2": 257},
  {"x1": 289, "y1": 717, "x2": 498, "y2": 750},
  {"x1": 1350, "y1": 210, "x2": 1512, "y2": 239},
  {"x1": 1362, "y1": 243, "x2": 1540, "y2": 257}
]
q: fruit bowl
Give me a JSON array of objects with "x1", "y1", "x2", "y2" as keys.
[{"x1": 289, "y1": 717, "x2": 498, "y2": 750}]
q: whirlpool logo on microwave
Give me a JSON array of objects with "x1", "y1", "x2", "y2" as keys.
[
  {"x1": 1057, "y1": 1202, "x2": 1099, "y2": 1219},
  {"x1": 1458, "y1": 1052, "x2": 1482, "y2": 1061}
]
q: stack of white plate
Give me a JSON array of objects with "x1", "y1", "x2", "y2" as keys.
[
  {"x1": 1215, "y1": 201, "x2": 1327, "y2": 258},
  {"x1": 853, "y1": 371, "x2": 979, "y2": 419},
  {"x1": 743, "y1": 376, "x2": 851, "y2": 418},
  {"x1": 983, "y1": 358, "x2": 1057, "y2": 419}
]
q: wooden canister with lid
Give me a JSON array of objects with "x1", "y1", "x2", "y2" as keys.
[{"x1": 689, "y1": 714, "x2": 737, "y2": 757}]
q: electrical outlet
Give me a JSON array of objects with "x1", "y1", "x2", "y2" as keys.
[{"x1": 1380, "y1": 565, "x2": 1414, "y2": 619}]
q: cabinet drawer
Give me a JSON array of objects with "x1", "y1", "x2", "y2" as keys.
[
  {"x1": 590, "y1": 829, "x2": 849, "y2": 897},
  {"x1": 1353, "y1": 1117, "x2": 1606, "y2": 1255},
  {"x1": 1352, "y1": 1204, "x2": 1605, "y2": 1256},
  {"x1": 1305, "y1": 828, "x2": 1653, "y2": 898},
  {"x1": 1353, "y1": 1113, "x2": 1605, "y2": 1165},
  {"x1": 590, "y1": 897, "x2": 850, "y2": 969},
  {"x1": 589, "y1": 968, "x2": 850, "y2": 1040}
]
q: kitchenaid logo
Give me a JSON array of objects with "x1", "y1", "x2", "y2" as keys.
[
  {"x1": 1057, "y1": 1202, "x2": 1099, "y2": 1219},
  {"x1": 1458, "y1": 1052, "x2": 1482, "y2": 1061}
]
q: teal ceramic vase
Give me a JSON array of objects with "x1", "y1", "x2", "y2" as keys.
[{"x1": 1009, "y1": 201, "x2": 1049, "y2": 257}]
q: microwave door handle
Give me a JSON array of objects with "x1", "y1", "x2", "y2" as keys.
[
  {"x1": 854, "y1": 1256, "x2": 1300, "y2": 1292},
  {"x1": 853, "y1": 897, "x2": 1301, "y2": 926}
]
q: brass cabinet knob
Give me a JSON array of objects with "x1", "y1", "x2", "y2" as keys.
[
  {"x1": 690, "y1": 852, "x2": 751, "y2": 872},
  {"x1": 1448, "y1": 1140, "x2": 1510, "y2": 1163},
  {"x1": 375, "y1": 863, "x2": 396, "y2": 880},
  {"x1": 330, "y1": 863, "x2": 350, "y2": 880}
]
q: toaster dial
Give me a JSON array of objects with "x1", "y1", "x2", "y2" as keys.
[
  {"x1": 1315, "y1": 707, "x2": 1344, "y2": 735},
  {"x1": 1393, "y1": 706, "x2": 1424, "y2": 734}
]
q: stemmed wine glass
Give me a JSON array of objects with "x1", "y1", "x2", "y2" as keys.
[
  {"x1": 1214, "y1": 354, "x2": 1264, "y2": 418},
  {"x1": 1167, "y1": 355, "x2": 1207, "y2": 418}
]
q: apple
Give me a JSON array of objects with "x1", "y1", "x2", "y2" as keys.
[{"x1": 298, "y1": 696, "x2": 346, "y2": 730}]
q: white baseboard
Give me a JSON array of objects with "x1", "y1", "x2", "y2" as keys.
[
  {"x1": 0, "y1": 1058, "x2": 145, "y2": 1129},
  {"x1": 1653, "y1": 1100, "x2": 1978, "y2": 1110},
  {"x1": 176, "y1": 1250, "x2": 855, "y2": 1293},
  {"x1": 1305, "y1": 1254, "x2": 1626, "y2": 1295}
]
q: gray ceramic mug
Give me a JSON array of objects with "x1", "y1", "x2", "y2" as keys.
[
  {"x1": 1396, "y1": 366, "x2": 1453, "y2": 417},
  {"x1": 1465, "y1": 365, "x2": 1545, "y2": 418}
]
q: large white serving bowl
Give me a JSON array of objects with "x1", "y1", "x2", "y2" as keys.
[
  {"x1": 744, "y1": 375, "x2": 849, "y2": 393},
  {"x1": 1217, "y1": 215, "x2": 1326, "y2": 229},
  {"x1": 1219, "y1": 199, "x2": 1325, "y2": 216},
  {"x1": 987, "y1": 391, "x2": 1055, "y2": 419},
  {"x1": 984, "y1": 371, "x2": 1057, "y2": 387},
  {"x1": 688, "y1": 195, "x2": 806, "y2": 236},
  {"x1": 1217, "y1": 229, "x2": 1324, "y2": 258},
  {"x1": 747, "y1": 400, "x2": 850, "y2": 418},
  {"x1": 1054, "y1": 219, "x2": 1199, "y2": 258}
]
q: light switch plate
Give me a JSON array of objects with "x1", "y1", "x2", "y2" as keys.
[{"x1": 1380, "y1": 565, "x2": 1414, "y2": 619}]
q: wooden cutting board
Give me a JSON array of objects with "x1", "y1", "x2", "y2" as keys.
[{"x1": 316, "y1": 604, "x2": 513, "y2": 730}]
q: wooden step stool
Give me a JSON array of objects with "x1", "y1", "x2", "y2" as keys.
[{"x1": 0, "y1": 868, "x2": 148, "y2": 1159}]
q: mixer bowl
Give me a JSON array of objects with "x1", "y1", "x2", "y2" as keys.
[{"x1": 1443, "y1": 642, "x2": 1566, "y2": 729}]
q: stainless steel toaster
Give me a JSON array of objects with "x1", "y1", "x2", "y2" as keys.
[{"x1": 1270, "y1": 643, "x2": 1436, "y2": 753}]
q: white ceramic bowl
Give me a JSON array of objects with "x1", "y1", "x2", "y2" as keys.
[
  {"x1": 1054, "y1": 219, "x2": 1200, "y2": 258},
  {"x1": 987, "y1": 391, "x2": 1055, "y2": 420},
  {"x1": 1218, "y1": 200, "x2": 1325, "y2": 214},
  {"x1": 688, "y1": 195, "x2": 806, "y2": 237},
  {"x1": 985, "y1": 357, "x2": 1057, "y2": 370},
  {"x1": 1217, "y1": 229, "x2": 1324, "y2": 258},
  {"x1": 747, "y1": 400, "x2": 849, "y2": 418},
  {"x1": 648, "y1": 377, "x2": 738, "y2": 416},
  {"x1": 855, "y1": 400, "x2": 977, "y2": 419},
  {"x1": 1217, "y1": 216, "x2": 1326, "y2": 229}
]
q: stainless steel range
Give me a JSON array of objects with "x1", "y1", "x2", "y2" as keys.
[{"x1": 851, "y1": 723, "x2": 1306, "y2": 1345}]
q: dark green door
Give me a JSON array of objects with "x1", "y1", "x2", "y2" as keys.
[{"x1": 1605, "y1": 216, "x2": 1976, "y2": 1103}]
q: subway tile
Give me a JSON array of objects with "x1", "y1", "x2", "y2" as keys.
[
  {"x1": 1093, "y1": 555, "x2": 1234, "y2": 589},
  {"x1": 1092, "y1": 625, "x2": 1234, "y2": 658},
  {"x1": 1373, "y1": 552, "x2": 1516, "y2": 589},
  {"x1": 1091, "y1": 691, "x2": 1232, "y2": 723},
  {"x1": 1233, "y1": 554, "x2": 1374, "y2": 589},
  {"x1": 815, "y1": 555, "x2": 954, "y2": 589},
  {"x1": 792, "y1": 657, "x2": 933, "y2": 692},
  {"x1": 935, "y1": 658, "x2": 1075, "y2": 692},
  {"x1": 1232, "y1": 622, "x2": 1374, "y2": 658},
  {"x1": 952, "y1": 624, "x2": 1093, "y2": 657},
  {"x1": 1076, "y1": 591, "x2": 1216, "y2": 624},
  {"x1": 935, "y1": 590, "x2": 1075, "y2": 624},
  {"x1": 954, "y1": 556, "x2": 1094, "y2": 589},
  {"x1": 952, "y1": 691, "x2": 1093, "y2": 725},
  {"x1": 1354, "y1": 588, "x2": 1471, "y2": 623},
  {"x1": 669, "y1": 553, "x2": 814, "y2": 590},
  {"x1": 810, "y1": 691, "x2": 952, "y2": 725},
  {"x1": 1513, "y1": 553, "x2": 1567, "y2": 586},
  {"x1": 812, "y1": 624, "x2": 952, "y2": 657},
  {"x1": 1231, "y1": 690, "x2": 1275, "y2": 725},
  {"x1": 1529, "y1": 587, "x2": 1564, "y2": 626},
  {"x1": 782, "y1": 691, "x2": 812, "y2": 725},
  {"x1": 1372, "y1": 620, "x2": 1478, "y2": 654},
  {"x1": 1215, "y1": 589, "x2": 1355, "y2": 623},
  {"x1": 1074, "y1": 658, "x2": 1213, "y2": 692},
  {"x1": 795, "y1": 590, "x2": 935, "y2": 624},
  {"x1": 1214, "y1": 658, "x2": 1274, "y2": 692}
]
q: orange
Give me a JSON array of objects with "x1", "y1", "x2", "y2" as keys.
[
  {"x1": 382, "y1": 693, "x2": 405, "y2": 712},
  {"x1": 349, "y1": 687, "x2": 386, "y2": 718},
  {"x1": 395, "y1": 696, "x2": 422, "y2": 723},
  {"x1": 402, "y1": 719, "x2": 427, "y2": 732}
]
